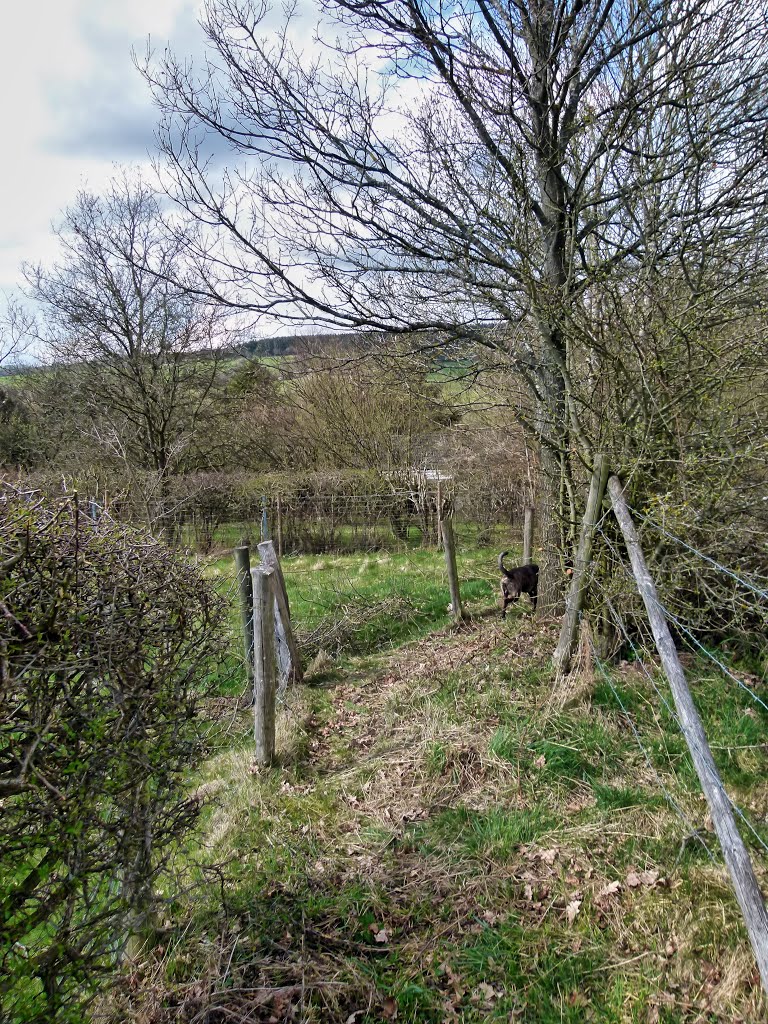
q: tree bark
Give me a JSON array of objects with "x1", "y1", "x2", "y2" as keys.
[{"x1": 553, "y1": 454, "x2": 609, "y2": 673}]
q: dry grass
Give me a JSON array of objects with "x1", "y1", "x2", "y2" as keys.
[{"x1": 109, "y1": 613, "x2": 768, "y2": 1024}]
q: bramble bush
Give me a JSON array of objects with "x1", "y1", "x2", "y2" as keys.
[{"x1": 0, "y1": 485, "x2": 228, "y2": 1022}]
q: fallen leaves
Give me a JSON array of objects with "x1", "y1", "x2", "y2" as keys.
[
  {"x1": 470, "y1": 981, "x2": 504, "y2": 1009},
  {"x1": 382, "y1": 996, "x2": 398, "y2": 1018},
  {"x1": 598, "y1": 880, "x2": 622, "y2": 899},
  {"x1": 565, "y1": 898, "x2": 582, "y2": 925},
  {"x1": 348, "y1": 995, "x2": 398, "y2": 1023},
  {"x1": 626, "y1": 869, "x2": 662, "y2": 889},
  {"x1": 480, "y1": 908, "x2": 507, "y2": 926}
]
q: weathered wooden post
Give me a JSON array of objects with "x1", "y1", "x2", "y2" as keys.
[
  {"x1": 609, "y1": 474, "x2": 768, "y2": 995},
  {"x1": 553, "y1": 454, "x2": 609, "y2": 674},
  {"x1": 251, "y1": 566, "x2": 276, "y2": 766},
  {"x1": 260, "y1": 495, "x2": 269, "y2": 541},
  {"x1": 522, "y1": 506, "x2": 535, "y2": 565},
  {"x1": 257, "y1": 540, "x2": 303, "y2": 687},
  {"x1": 276, "y1": 494, "x2": 283, "y2": 558},
  {"x1": 233, "y1": 546, "x2": 255, "y2": 691},
  {"x1": 440, "y1": 518, "x2": 464, "y2": 621},
  {"x1": 436, "y1": 478, "x2": 443, "y2": 550}
]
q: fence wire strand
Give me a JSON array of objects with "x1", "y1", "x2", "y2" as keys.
[
  {"x1": 595, "y1": 522, "x2": 768, "y2": 714},
  {"x1": 589, "y1": 637, "x2": 716, "y2": 863},
  {"x1": 627, "y1": 504, "x2": 768, "y2": 601},
  {"x1": 599, "y1": 597, "x2": 768, "y2": 861},
  {"x1": 586, "y1": 518, "x2": 768, "y2": 865}
]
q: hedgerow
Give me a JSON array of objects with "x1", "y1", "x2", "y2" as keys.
[{"x1": 0, "y1": 485, "x2": 227, "y2": 1022}]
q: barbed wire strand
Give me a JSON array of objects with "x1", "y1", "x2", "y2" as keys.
[
  {"x1": 601, "y1": 597, "x2": 768, "y2": 860},
  {"x1": 595, "y1": 523, "x2": 768, "y2": 714},
  {"x1": 658, "y1": 603, "x2": 768, "y2": 714},
  {"x1": 627, "y1": 503, "x2": 768, "y2": 600},
  {"x1": 594, "y1": 511, "x2": 768, "y2": 624},
  {"x1": 588, "y1": 636, "x2": 716, "y2": 863},
  {"x1": 588, "y1": 533, "x2": 768, "y2": 860}
]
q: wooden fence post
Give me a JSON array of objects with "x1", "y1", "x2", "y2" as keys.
[
  {"x1": 251, "y1": 566, "x2": 276, "y2": 766},
  {"x1": 609, "y1": 474, "x2": 768, "y2": 995},
  {"x1": 260, "y1": 495, "x2": 269, "y2": 542},
  {"x1": 440, "y1": 518, "x2": 464, "y2": 621},
  {"x1": 234, "y1": 546, "x2": 255, "y2": 691},
  {"x1": 553, "y1": 454, "x2": 609, "y2": 674},
  {"x1": 276, "y1": 494, "x2": 283, "y2": 558},
  {"x1": 523, "y1": 507, "x2": 535, "y2": 565},
  {"x1": 436, "y1": 478, "x2": 443, "y2": 550},
  {"x1": 257, "y1": 540, "x2": 303, "y2": 687}
]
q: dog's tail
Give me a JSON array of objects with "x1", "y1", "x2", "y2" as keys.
[{"x1": 498, "y1": 551, "x2": 509, "y2": 573}]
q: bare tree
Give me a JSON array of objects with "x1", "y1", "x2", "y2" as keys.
[
  {"x1": 142, "y1": 0, "x2": 768, "y2": 604},
  {"x1": 278, "y1": 344, "x2": 455, "y2": 470},
  {"x1": 0, "y1": 295, "x2": 33, "y2": 370},
  {"x1": 0, "y1": 298, "x2": 35, "y2": 465},
  {"x1": 25, "y1": 172, "x2": 229, "y2": 530}
]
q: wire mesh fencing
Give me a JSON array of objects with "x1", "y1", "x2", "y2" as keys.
[{"x1": 167, "y1": 473, "x2": 527, "y2": 555}]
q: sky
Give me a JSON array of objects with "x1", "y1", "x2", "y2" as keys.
[{"x1": 0, "y1": 0, "x2": 205, "y2": 297}]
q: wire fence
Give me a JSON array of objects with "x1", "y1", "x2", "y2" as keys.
[
  {"x1": 216, "y1": 482, "x2": 768, "y2": 982},
  {"x1": 582, "y1": 506, "x2": 768, "y2": 868},
  {"x1": 234, "y1": 544, "x2": 505, "y2": 670},
  {"x1": 168, "y1": 478, "x2": 525, "y2": 555},
  {"x1": 219, "y1": 478, "x2": 768, "y2": 876}
]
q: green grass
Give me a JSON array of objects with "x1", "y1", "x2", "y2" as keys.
[
  {"x1": 209, "y1": 534, "x2": 511, "y2": 664},
  {"x1": 103, "y1": 548, "x2": 768, "y2": 1024},
  {"x1": 594, "y1": 660, "x2": 768, "y2": 795},
  {"x1": 408, "y1": 806, "x2": 555, "y2": 861}
]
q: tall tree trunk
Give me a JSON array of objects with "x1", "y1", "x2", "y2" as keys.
[
  {"x1": 534, "y1": 328, "x2": 569, "y2": 616},
  {"x1": 536, "y1": 441, "x2": 568, "y2": 616}
]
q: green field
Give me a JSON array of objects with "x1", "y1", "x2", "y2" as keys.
[{"x1": 210, "y1": 539, "x2": 506, "y2": 665}]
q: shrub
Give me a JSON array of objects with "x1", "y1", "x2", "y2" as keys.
[{"x1": 0, "y1": 485, "x2": 227, "y2": 1022}]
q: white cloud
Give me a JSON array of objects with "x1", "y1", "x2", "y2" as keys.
[{"x1": 0, "y1": 0, "x2": 203, "y2": 294}]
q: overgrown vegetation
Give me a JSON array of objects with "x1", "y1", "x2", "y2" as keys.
[
  {"x1": 102, "y1": 566, "x2": 768, "y2": 1023},
  {"x1": 138, "y1": 0, "x2": 768, "y2": 616},
  {"x1": 0, "y1": 486, "x2": 229, "y2": 1023},
  {"x1": 1, "y1": 0, "x2": 768, "y2": 1013},
  {"x1": 212, "y1": 535, "x2": 501, "y2": 664}
]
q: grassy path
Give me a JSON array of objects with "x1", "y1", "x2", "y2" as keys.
[{"x1": 112, "y1": 554, "x2": 768, "y2": 1023}]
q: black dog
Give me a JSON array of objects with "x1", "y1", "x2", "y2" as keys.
[{"x1": 498, "y1": 552, "x2": 538, "y2": 617}]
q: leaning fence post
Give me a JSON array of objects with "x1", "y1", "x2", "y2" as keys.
[
  {"x1": 276, "y1": 494, "x2": 283, "y2": 558},
  {"x1": 553, "y1": 454, "x2": 609, "y2": 675},
  {"x1": 523, "y1": 506, "x2": 535, "y2": 565},
  {"x1": 234, "y1": 546, "x2": 255, "y2": 691},
  {"x1": 251, "y1": 566, "x2": 276, "y2": 766},
  {"x1": 440, "y1": 517, "x2": 464, "y2": 621},
  {"x1": 257, "y1": 540, "x2": 303, "y2": 687},
  {"x1": 609, "y1": 474, "x2": 768, "y2": 995}
]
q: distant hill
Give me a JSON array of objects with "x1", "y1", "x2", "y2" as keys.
[
  {"x1": 238, "y1": 331, "x2": 385, "y2": 357},
  {"x1": 235, "y1": 329, "x2": 484, "y2": 366}
]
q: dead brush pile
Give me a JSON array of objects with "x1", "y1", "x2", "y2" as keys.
[{"x1": 295, "y1": 594, "x2": 419, "y2": 660}]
